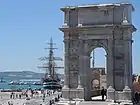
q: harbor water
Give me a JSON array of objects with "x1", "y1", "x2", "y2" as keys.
[{"x1": 0, "y1": 83, "x2": 43, "y2": 90}]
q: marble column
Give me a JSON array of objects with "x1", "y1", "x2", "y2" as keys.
[
  {"x1": 124, "y1": 37, "x2": 129, "y2": 87},
  {"x1": 83, "y1": 39, "x2": 92, "y2": 101},
  {"x1": 83, "y1": 38, "x2": 89, "y2": 88},
  {"x1": 106, "y1": 36, "x2": 115, "y2": 102},
  {"x1": 83, "y1": 55, "x2": 92, "y2": 101},
  {"x1": 77, "y1": 37, "x2": 84, "y2": 89},
  {"x1": 130, "y1": 39, "x2": 134, "y2": 98},
  {"x1": 63, "y1": 36, "x2": 70, "y2": 89},
  {"x1": 124, "y1": 36, "x2": 132, "y2": 87},
  {"x1": 129, "y1": 38, "x2": 133, "y2": 89},
  {"x1": 107, "y1": 37, "x2": 114, "y2": 88},
  {"x1": 122, "y1": 35, "x2": 132, "y2": 101},
  {"x1": 76, "y1": 35, "x2": 85, "y2": 100}
]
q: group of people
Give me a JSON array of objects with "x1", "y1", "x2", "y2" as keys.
[
  {"x1": 48, "y1": 94, "x2": 62, "y2": 105},
  {"x1": 10, "y1": 92, "x2": 22, "y2": 99},
  {"x1": 42, "y1": 90, "x2": 62, "y2": 104},
  {"x1": 8, "y1": 89, "x2": 62, "y2": 105}
]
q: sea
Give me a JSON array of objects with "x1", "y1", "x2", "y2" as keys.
[
  {"x1": 0, "y1": 83, "x2": 43, "y2": 90},
  {"x1": 0, "y1": 79, "x2": 43, "y2": 90}
]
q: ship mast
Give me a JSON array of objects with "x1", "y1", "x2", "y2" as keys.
[{"x1": 38, "y1": 37, "x2": 64, "y2": 80}]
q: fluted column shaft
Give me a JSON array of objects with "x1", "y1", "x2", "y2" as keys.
[
  {"x1": 107, "y1": 37, "x2": 114, "y2": 88},
  {"x1": 63, "y1": 36, "x2": 70, "y2": 88},
  {"x1": 77, "y1": 37, "x2": 84, "y2": 88},
  {"x1": 124, "y1": 36, "x2": 132, "y2": 88}
]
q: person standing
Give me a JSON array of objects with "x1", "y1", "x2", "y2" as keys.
[{"x1": 101, "y1": 87, "x2": 105, "y2": 101}]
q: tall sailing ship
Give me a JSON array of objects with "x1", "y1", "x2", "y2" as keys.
[{"x1": 38, "y1": 38, "x2": 64, "y2": 90}]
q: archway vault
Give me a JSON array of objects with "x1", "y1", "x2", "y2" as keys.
[{"x1": 87, "y1": 39, "x2": 109, "y2": 56}]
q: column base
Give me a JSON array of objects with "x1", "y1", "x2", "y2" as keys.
[
  {"x1": 121, "y1": 86, "x2": 132, "y2": 102},
  {"x1": 77, "y1": 85, "x2": 83, "y2": 89},
  {"x1": 115, "y1": 86, "x2": 132, "y2": 103},
  {"x1": 106, "y1": 86, "x2": 115, "y2": 102},
  {"x1": 77, "y1": 88, "x2": 84, "y2": 100},
  {"x1": 63, "y1": 85, "x2": 69, "y2": 89},
  {"x1": 62, "y1": 87, "x2": 70, "y2": 100},
  {"x1": 106, "y1": 86, "x2": 132, "y2": 103}
]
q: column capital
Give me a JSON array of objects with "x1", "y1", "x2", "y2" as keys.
[
  {"x1": 107, "y1": 36, "x2": 113, "y2": 40},
  {"x1": 64, "y1": 36, "x2": 70, "y2": 40},
  {"x1": 63, "y1": 39, "x2": 70, "y2": 43},
  {"x1": 78, "y1": 34, "x2": 88, "y2": 40},
  {"x1": 63, "y1": 85, "x2": 69, "y2": 89}
]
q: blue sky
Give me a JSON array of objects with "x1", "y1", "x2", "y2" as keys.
[{"x1": 0, "y1": 0, "x2": 139, "y2": 74}]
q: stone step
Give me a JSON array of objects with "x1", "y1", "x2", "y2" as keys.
[
  {"x1": 79, "y1": 101, "x2": 135, "y2": 105},
  {"x1": 79, "y1": 101, "x2": 110, "y2": 105},
  {"x1": 56, "y1": 101, "x2": 135, "y2": 105}
]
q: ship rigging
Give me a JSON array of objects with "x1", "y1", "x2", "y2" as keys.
[{"x1": 38, "y1": 37, "x2": 64, "y2": 90}]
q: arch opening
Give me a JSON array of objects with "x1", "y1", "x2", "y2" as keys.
[{"x1": 90, "y1": 47, "x2": 107, "y2": 90}]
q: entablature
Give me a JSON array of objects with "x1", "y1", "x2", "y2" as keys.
[{"x1": 60, "y1": 24, "x2": 136, "y2": 33}]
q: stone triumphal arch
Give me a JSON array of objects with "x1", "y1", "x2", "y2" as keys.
[{"x1": 60, "y1": 3, "x2": 136, "y2": 101}]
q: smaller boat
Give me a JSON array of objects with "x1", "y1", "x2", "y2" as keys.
[
  {"x1": 8, "y1": 81, "x2": 19, "y2": 85},
  {"x1": 0, "y1": 78, "x2": 6, "y2": 83},
  {"x1": 23, "y1": 82, "x2": 28, "y2": 85},
  {"x1": 19, "y1": 81, "x2": 24, "y2": 85},
  {"x1": 33, "y1": 82, "x2": 42, "y2": 85}
]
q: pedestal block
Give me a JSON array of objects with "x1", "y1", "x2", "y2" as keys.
[
  {"x1": 117, "y1": 91, "x2": 124, "y2": 102},
  {"x1": 112, "y1": 86, "x2": 132, "y2": 103},
  {"x1": 62, "y1": 88, "x2": 84, "y2": 100},
  {"x1": 121, "y1": 86, "x2": 132, "y2": 102},
  {"x1": 62, "y1": 88, "x2": 70, "y2": 100},
  {"x1": 106, "y1": 86, "x2": 115, "y2": 102},
  {"x1": 76, "y1": 87, "x2": 84, "y2": 100},
  {"x1": 84, "y1": 89, "x2": 92, "y2": 101},
  {"x1": 114, "y1": 86, "x2": 132, "y2": 103}
]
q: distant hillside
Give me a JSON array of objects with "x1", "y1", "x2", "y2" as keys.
[{"x1": 0, "y1": 71, "x2": 64, "y2": 81}]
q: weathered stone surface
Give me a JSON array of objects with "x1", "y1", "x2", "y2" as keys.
[{"x1": 60, "y1": 2, "x2": 136, "y2": 102}]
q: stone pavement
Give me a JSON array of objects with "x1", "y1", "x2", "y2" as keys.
[
  {"x1": 56, "y1": 95, "x2": 136, "y2": 105},
  {"x1": 0, "y1": 91, "x2": 61, "y2": 105},
  {"x1": 79, "y1": 101, "x2": 110, "y2": 105}
]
